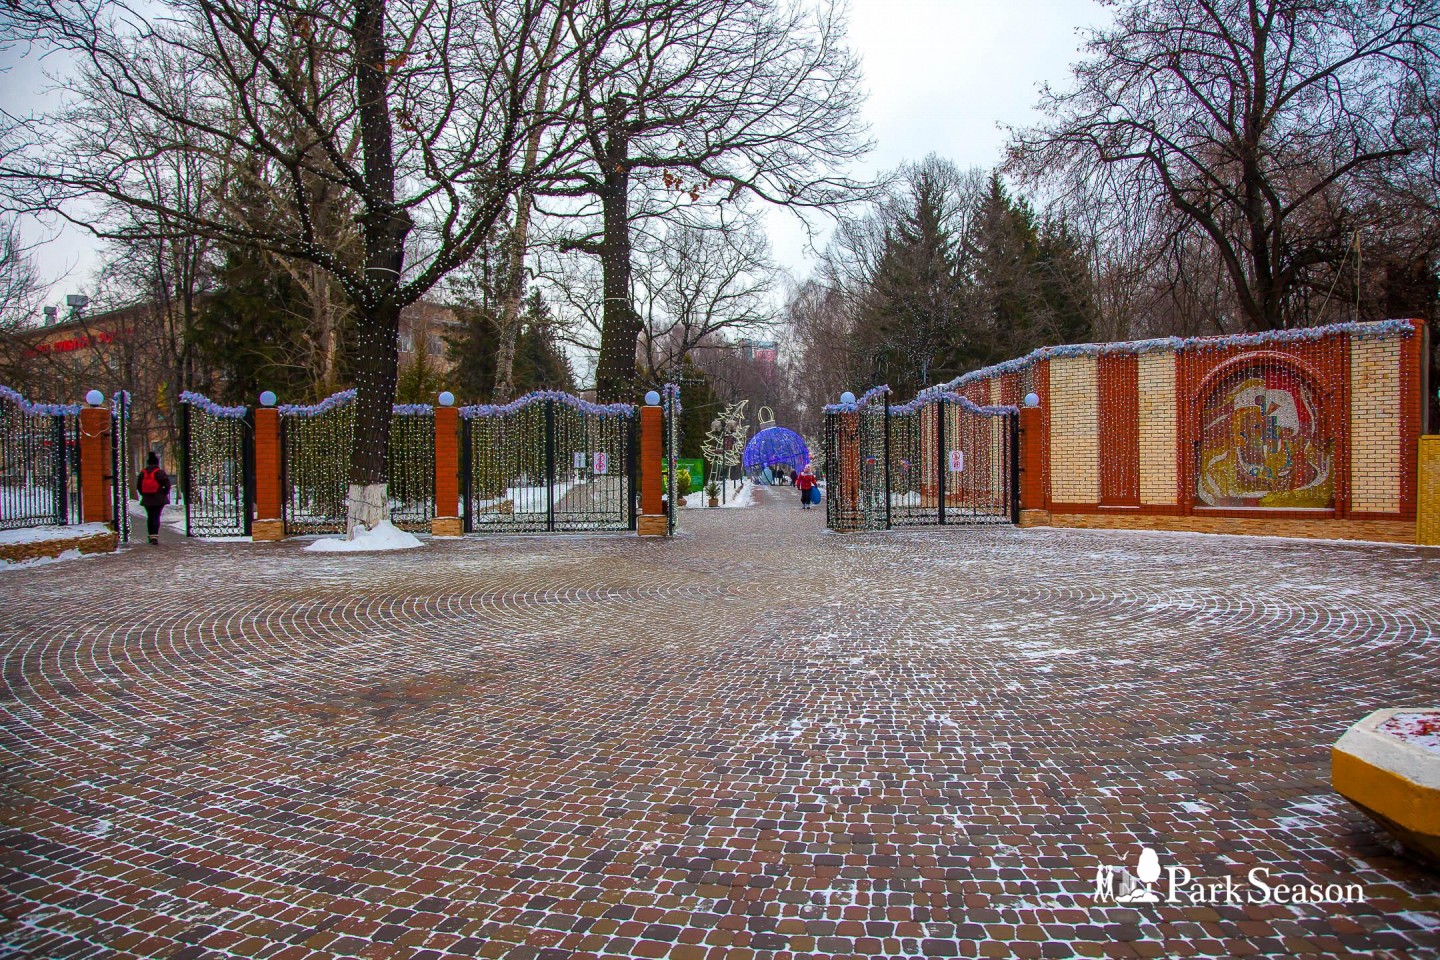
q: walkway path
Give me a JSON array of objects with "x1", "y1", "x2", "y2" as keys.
[{"x1": 3, "y1": 489, "x2": 1438, "y2": 958}]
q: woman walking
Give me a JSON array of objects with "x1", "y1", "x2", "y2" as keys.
[{"x1": 136, "y1": 452, "x2": 172, "y2": 545}]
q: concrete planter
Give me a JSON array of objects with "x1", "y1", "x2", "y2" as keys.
[{"x1": 1332, "y1": 708, "x2": 1440, "y2": 868}]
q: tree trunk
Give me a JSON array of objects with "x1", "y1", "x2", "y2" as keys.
[
  {"x1": 347, "y1": 0, "x2": 410, "y2": 535},
  {"x1": 594, "y1": 99, "x2": 640, "y2": 404},
  {"x1": 493, "y1": 63, "x2": 553, "y2": 403},
  {"x1": 346, "y1": 299, "x2": 401, "y2": 533}
]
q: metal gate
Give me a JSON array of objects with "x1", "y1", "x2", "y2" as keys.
[
  {"x1": 280, "y1": 391, "x2": 435, "y2": 535},
  {"x1": 110, "y1": 391, "x2": 130, "y2": 542},
  {"x1": 663, "y1": 384, "x2": 681, "y2": 533},
  {"x1": 462, "y1": 393, "x2": 636, "y2": 534},
  {"x1": 181, "y1": 392, "x2": 252, "y2": 538},
  {"x1": 0, "y1": 385, "x2": 81, "y2": 531},
  {"x1": 825, "y1": 386, "x2": 1018, "y2": 532}
]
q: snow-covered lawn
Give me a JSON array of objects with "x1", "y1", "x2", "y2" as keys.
[
  {"x1": 683, "y1": 480, "x2": 756, "y2": 509},
  {"x1": 0, "y1": 522, "x2": 111, "y2": 545}
]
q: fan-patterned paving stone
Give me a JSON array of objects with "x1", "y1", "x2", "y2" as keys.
[{"x1": 2, "y1": 487, "x2": 1439, "y2": 959}]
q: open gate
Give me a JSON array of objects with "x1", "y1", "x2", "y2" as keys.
[
  {"x1": 181, "y1": 392, "x2": 252, "y2": 538},
  {"x1": 824, "y1": 386, "x2": 1018, "y2": 532},
  {"x1": 462, "y1": 393, "x2": 636, "y2": 534}
]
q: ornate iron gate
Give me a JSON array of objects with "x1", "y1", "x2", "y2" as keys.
[
  {"x1": 462, "y1": 393, "x2": 636, "y2": 534},
  {"x1": 181, "y1": 392, "x2": 252, "y2": 538},
  {"x1": 280, "y1": 391, "x2": 435, "y2": 535},
  {"x1": 0, "y1": 385, "x2": 81, "y2": 531},
  {"x1": 825, "y1": 386, "x2": 1018, "y2": 532}
]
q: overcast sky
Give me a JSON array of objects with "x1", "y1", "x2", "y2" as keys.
[
  {"x1": 766, "y1": 0, "x2": 1104, "y2": 284},
  {"x1": 10, "y1": 0, "x2": 1106, "y2": 302}
]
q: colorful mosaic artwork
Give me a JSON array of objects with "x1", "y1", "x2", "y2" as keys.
[{"x1": 1197, "y1": 365, "x2": 1334, "y2": 508}]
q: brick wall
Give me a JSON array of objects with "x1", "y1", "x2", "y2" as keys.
[
  {"x1": 1350, "y1": 336, "x2": 1402, "y2": 514},
  {"x1": 1048, "y1": 356, "x2": 1099, "y2": 504},
  {"x1": 1419, "y1": 436, "x2": 1440, "y2": 545},
  {"x1": 1137, "y1": 352, "x2": 1178, "y2": 505}
]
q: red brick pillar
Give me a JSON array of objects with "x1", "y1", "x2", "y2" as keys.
[
  {"x1": 432, "y1": 404, "x2": 462, "y2": 536},
  {"x1": 638, "y1": 404, "x2": 667, "y2": 535},
  {"x1": 79, "y1": 402, "x2": 112, "y2": 525},
  {"x1": 252, "y1": 406, "x2": 283, "y2": 541},
  {"x1": 1018, "y1": 404, "x2": 1049, "y2": 527}
]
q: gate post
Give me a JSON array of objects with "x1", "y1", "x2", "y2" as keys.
[
  {"x1": 937, "y1": 398, "x2": 947, "y2": 525},
  {"x1": 432, "y1": 394, "x2": 462, "y2": 536},
  {"x1": 1018, "y1": 403, "x2": 1049, "y2": 528},
  {"x1": 638, "y1": 394, "x2": 667, "y2": 536},
  {"x1": 252, "y1": 396, "x2": 284, "y2": 541},
  {"x1": 78, "y1": 393, "x2": 112, "y2": 525}
]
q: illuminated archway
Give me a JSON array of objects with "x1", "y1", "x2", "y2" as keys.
[{"x1": 742, "y1": 427, "x2": 810, "y2": 482}]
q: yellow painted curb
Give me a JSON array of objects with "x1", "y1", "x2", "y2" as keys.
[{"x1": 1332, "y1": 708, "x2": 1440, "y2": 867}]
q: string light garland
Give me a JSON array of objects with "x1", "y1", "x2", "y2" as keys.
[
  {"x1": 463, "y1": 387, "x2": 636, "y2": 532},
  {"x1": 0, "y1": 384, "x2": 81, "y2": 417},
  {"x1": 460, "y1": 389, "x2": 634, "y2": 420},
  {"x1": 915, "y1": 317, "x2": 1417, "y2": 402},
  {"x1": 179, "y1": 391, "x2": 247, "y2": 419},
  {"x1": 182, "y1": 392, "x2": 249, "y2": 537}
]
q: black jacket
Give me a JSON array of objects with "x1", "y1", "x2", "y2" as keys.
[{"x1": 137, "y1": 467, "x2": 171, "y2": 508}]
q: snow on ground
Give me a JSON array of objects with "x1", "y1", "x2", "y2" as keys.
[
  {"x1": 303, "y1": 520, "x2": 424, "y2": 553},
  {"x1": 682, "y1": 480, "x2": 757, "y2": 509},
  {"x1": 1380, "y1": 711, "x2": 1440, "y2": 754},
  {"x1": 0, "y1": 522, "x2": 111, "y2": 545},
  {"x1": 0, "y1": 547, "x2": 96, "y2": 572}
]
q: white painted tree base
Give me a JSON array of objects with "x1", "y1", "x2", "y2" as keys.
[{"x1": 346, "y1": 483, "x2": 389, "y2": 538}]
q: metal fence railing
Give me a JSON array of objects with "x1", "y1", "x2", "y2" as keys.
[
  {"x1": 181, "y1": 393, "x2": 252, "y2": 538},
  {"x1": 462, "y1": 392, "x2": 636, "y2": 534},
  {"x1": 0, "y1": 386, "x2": 82, "y2": 532},
  {"x1": 824, "y1": 386, "x2": 1018, "y2": 533}
]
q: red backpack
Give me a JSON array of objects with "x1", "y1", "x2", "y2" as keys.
[{"x1": 140, "y1": 468, "x2": 161, "y2": 495}]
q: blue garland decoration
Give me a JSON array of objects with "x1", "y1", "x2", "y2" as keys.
[
  {"x1": 824, "y1": 384, "x2": 892, "y2": 413},
  {"x1": 662, "y1": 382, "x2": 682, "y2": 416},
  {"x1": 275, "y1": 388, "x2": 433, "y2": 417},
  {"x1": 461, "y1": 389, "x2": 635, "y2": 419},
  {"x1": 0, "y1": 384, "x2": 82, "y2": 416},
  {"x1": 891, "y1": 391, "x2": 1019, "y2": 417},
  {"x1": 828, "y1": 318, "x2": 1418, "y2": 414},
  {"x1": 179, "y1": 390, "x2": 248, "y2": 418}
]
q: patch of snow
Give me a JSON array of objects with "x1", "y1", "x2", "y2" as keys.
[
  {"x1": 0, "y1": 522, "x2": 110, "y2": 545},
  {"x1": 303, "y1": 520, "x2": 424, "y2": 553},
  {"x1": 1379, "y1": 711, "x2": 1440, "y2": 754},
  {"x1": 0, "y1": 548, "x2": 95, "y2": 572},
  {"x1": 684, "y1": 481, "x2": 756, "y2": 509}
]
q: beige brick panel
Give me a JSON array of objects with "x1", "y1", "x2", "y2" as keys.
[
  {"x1": 1419, "y1": 437, "x2": 1440, "y2": 545},
  {"x1": 1349, "y1": 337, "x2": 1402, "y2": 513},
  {"x1": 1049, "y1": 356, "x2": 1099, "y2": 504},
  {"x1": 1137, "y1": 352, "x2": 1178, "y2": 505}
]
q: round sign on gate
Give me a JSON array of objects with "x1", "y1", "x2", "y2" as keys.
[
  {"x1": 593, "y1": 451, "x2": 608, "y2": 475},
  {"x1": 948, "y1": 449, "x2": 965, "y2": 473}
]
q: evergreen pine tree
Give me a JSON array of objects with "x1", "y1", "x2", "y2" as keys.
[{"x1": 854, "y1": 169, "x2": 965, "y2": 398}]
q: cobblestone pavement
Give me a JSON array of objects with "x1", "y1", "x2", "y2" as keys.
[{"x1": 3, "y1": 487, "x2": 1439, "y2": 960}]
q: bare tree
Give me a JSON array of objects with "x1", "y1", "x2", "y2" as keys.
[
  {"x1": 537, "y1": 0, "x2": 870, "y2": 401},
  {"x1": 3, "y1": 0, "x2": 580, "y2": 533},
  {"x1": 1011, "y1": 0, "x2": 1440, "y2": 331},
  {"x1": 633, "y1": 210, "x2": 778, "y2": 381}
]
